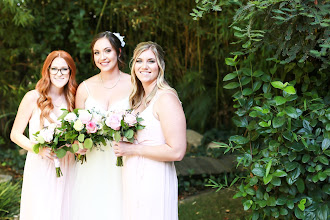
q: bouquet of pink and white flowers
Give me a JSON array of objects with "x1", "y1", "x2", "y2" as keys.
[
  {"x1": 32, "y1": 123, "x2": 68, "y2": 177},
  {"x1": 103, "y1": 110, "x2": 145, "y2": 166},
  {"x1": 58, "y1": 108, "x2": 108, "y2": 164}
]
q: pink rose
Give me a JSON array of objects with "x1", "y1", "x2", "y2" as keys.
[
  {"x1": 86, "y1": 121, "x2": 97, "y2": 134},
  {"x1": 124, "y1": 113, "x2": 137, "y2": 126},
  {"x1": 105, "y1": 113, "x2": 122, "y2": 130},
  {"x1": 78, "y1": 110, "x2": 92, "y2": 124}
]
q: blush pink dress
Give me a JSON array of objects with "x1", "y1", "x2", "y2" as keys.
[
  {"x1": 122, "y1": 91, "x2": 179, "y2": 220},
  {"x1": 20, "y1": 99, "x2": 76, "y2": 220}
]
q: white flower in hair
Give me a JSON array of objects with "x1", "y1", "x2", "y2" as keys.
[{"x1": 113, "y1": 32, "x2": 125, "y2": 47}]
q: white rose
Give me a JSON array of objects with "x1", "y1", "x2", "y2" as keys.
[
  {"x1": 39, "y1": 128, "x2": 54, "y2": 143},
  {"x1": 64, "y1": 112, "x2": 77, "y2": 122}
]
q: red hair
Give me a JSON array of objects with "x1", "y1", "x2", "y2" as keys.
[{"x1": 35, "y1": 50, "x2": 77, "y2": 126}]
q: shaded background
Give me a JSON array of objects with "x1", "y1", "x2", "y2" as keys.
[{"x1": 0, "y1": 0, "x2": 239, "y2": 143}]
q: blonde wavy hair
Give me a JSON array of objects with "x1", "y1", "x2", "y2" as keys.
[
  {"x1": 35, "y1": 50, "x2": 77, "y2": 127},
  {"x1": 129, "y1": 41, "x2": 176, "y2": 109}
]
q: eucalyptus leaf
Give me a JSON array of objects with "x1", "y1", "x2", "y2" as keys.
[
  {"x1": 72, "y1": 143, "x2": 79, "y2": 153},
  {"x1": 78, "y1": 133, "x2": 85, "y2": 142},
  {"x1": 84, "y1": 138, "x2": 93, "y2": 149},
  {"x1": 55, "y1": 148, "x2": 67, "y2": 158}
]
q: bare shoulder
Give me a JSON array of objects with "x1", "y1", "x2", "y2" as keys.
[
  {"x1": 157, "y1": 89, "x2": 180, "y2": 103},
  {"x1": 155, "y1": 89, "x2": 181, "y2": 110},
  {"x1": 19, "y1": 90, "x2": 38, "y2": 112},
  {"x1": 76, "y1": 81, "x2": 88, "y2": 97},
  {"x1": 24, "y1": 90, "x2": 39, "y2": 103}
]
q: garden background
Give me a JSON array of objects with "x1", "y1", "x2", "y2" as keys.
[{"x1": 0, "y1": 0, "x2": 329, "y2": 219}]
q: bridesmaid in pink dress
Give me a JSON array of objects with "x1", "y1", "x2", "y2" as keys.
[
  {"x1": 10, "y1": 50, "x2": 77, "y2": 220},
  {"x1": 113, "y1": 42, "x2": 187, "y2": 220}
]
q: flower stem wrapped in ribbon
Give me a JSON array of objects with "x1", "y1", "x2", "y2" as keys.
[
  {"x1": 32, "y1": 123, "x2": 69, "y2": 177},
  {"x1": 104, "y1": 110, "x2": 145, "y2": 166},
  {"x1": 57, "y1": 108, "x2": 108, "y2": 164}
]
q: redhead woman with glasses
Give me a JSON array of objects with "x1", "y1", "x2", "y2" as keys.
[{"x1": 10, "y1": 50, "x2": 77, "y2": 220}]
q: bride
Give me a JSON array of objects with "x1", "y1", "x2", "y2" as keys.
[{"x1": 71, "y1": 31, "x2": 132, "y2": 219}]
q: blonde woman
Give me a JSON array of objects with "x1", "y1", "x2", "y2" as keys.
[
  {"x1": 113, "y1": 42, "x2": 186, "y2": 220},
  {"x1": 10, "y1": 50, "x2": 77, "y2": 220}
]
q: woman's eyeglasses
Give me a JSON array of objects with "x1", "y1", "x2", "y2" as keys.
[{"x1": 49, "y1": 67, "x2": 70, "y2": 75}]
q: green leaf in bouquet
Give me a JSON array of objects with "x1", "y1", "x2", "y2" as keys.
[
  {"x1": 109, "y1": 129, "x2": 115, "y2": 137},
  {"x1": 67, "y1": 146, "x2": 74, "y2": 154},
  {"x1": 127, "y1": 137, "x2": 134, "y2": 143},
  {"x1": 73, "y1": 108, "x2": 80, "y2": 114},
  {"x1": 78, "y1": 142, "x2": 84, "y2": 149},
  {"x1": 136, "y1": 125, "x2": 145, "y2": 130},
  {"x1": 78, "y1": 133, "x2": 85, "y2": 142},
  {"x1": 55, "y1": 148, "x2": 67, "y2": 159},
  {"x1": 101, "y1": 137, "x2": 107, "y2": 146},
  {"x1": 121, "y1": 120, "x2": 126, "y2": 128},
  {"x1": 32, "y1": 144, "x2": 40, "y2": 154},
  {"x1": 125, "y1": 129, "x2": 134, "y2": 139},
  {"x1": 72, "y1": 143, "x2": 79, "y2": 152},
  {"x1": 57, "y1": 110, "x2": 69, "y2": 120},
  {"x1": 53, "y1": 136, "x2": 58, "y2": 145},
  {"x1": 37, "y1": 135, "x2": 45, "y2": 144},
  {"x1": 137, "y1": 117, "x2": 144, "y2": 123},
  {"x1": 114, "y1": 131, "x2": 121, "y2": 142},
  {"x1": 84, "y1": 138, "x2": 93, "y2": 149}
]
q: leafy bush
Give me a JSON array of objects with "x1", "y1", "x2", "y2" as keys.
[
  {"x1": 0, "y1": 181, "x2": 21, "y2": 218},
  {"x1": 0, "y1": 145, "x2": 26, "y2": 174},
  {"x1": 193, "y1": 0, "x2": 330, "y2": 219}
]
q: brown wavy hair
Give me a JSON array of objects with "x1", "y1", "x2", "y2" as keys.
[{"x1": 35, "y1": 50, "x2": 77, "y2": 126}]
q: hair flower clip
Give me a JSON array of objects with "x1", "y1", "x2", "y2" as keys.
[
  {"x1": 105, "y1": 31, "x2": 125, "y2": 47},
  {"x1": 114, "y1": 32, "x2": 126, "y2": 47}
]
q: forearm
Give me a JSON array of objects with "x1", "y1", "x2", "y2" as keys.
[
  {"x1": 10, "y1": 132, "x2": 35, "y2": 152},
  {"x1": 133, "y1": 143, "x2": 185, "y2": 162}
]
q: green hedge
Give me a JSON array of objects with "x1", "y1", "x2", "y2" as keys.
[{"x1": 193, "y1": 0, "x2": 330, "y2": 219}]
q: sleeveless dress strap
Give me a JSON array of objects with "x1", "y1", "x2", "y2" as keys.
[{"x1": 83, "y1": 81, "x2": 91, "y2": 96}]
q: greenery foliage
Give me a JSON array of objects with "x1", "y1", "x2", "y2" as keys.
[
  {"x1": 0, "y1": 181, "x2": 21, "y2": 218},
  {"x1": 0, "y1": 0, "x2": 239, "y2": 155},
  {"x1": 194, "y1": 0, "x2": 330, "y2": 219}
]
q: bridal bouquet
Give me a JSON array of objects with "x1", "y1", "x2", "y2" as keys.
[
  {"x1": 32, "y1": 123, "x2": 68, "y2": 177},
  {"x1": 58, "y1": 108, "x2": 108, "y2": 164},
  {"x1": 103, "y1": 110, "x2": 145, "y2": 166}
]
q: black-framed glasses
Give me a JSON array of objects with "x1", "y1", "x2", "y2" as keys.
[{"x1": 49, "y1": 67, "x2": 70, "y2": 75}]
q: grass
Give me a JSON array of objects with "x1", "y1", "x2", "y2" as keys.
[{"x1": 179, "y1": 188, "x2": 249, "y2": 220}]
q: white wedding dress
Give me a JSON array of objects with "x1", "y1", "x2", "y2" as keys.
[{"x1": 70, "y1": 82, "x2": 130, "y2": 220}]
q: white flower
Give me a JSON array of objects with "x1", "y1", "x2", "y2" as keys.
[
  {"x1": 78, "y1": 110, "x2": 92, "y2": 124},
  {"x1": 48, "y1": 123, "x2": 57, "y2": 132},
  {"x1": 39, "y1": 128, "x2": 54, "y2": 143},
  {"x1": 92, "y1": 112, "x2": 103, "y2": 124},
  {"x1": 113, "y1": 32, "x2": 125, "y2": 47},
  {"x1": 73, "y1": 119, "x2": 84, "y2": 131},
  {"x1": 64, "y1": 112, "x2": 77, "y2": 122}
]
